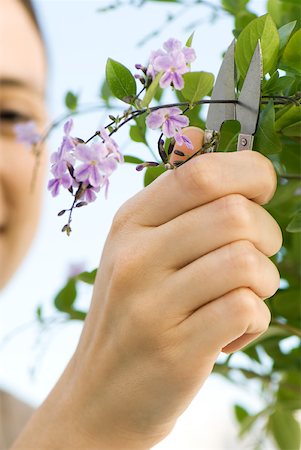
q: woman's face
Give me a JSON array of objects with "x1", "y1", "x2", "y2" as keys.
[{"x1": 0, "y1": 0, "x2": 48, "y2": 289}]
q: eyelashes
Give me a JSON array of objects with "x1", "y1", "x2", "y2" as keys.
[{"x1": 0, "y1": 109, "x2": 31, "y2": 123}]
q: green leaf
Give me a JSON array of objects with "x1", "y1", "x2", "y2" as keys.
[
  {"x1": 217, "y1": 120, "x2": 240, "y2": 151},
  {"x1": 54, "y1": 278, "x2": 77, "y2": 312},
  {"x1": 275, "y1": 105, "x2": 301, "y2": 131},
  {"x1": 144, "y1": 165, "x2": 166, "y2": 187},
  {"x1": 106, "y1": 58, "x2": 137, "y2": 104},
  {"x1": 181, "y1": 72, "x2": 214, "y2": 104},
  {"x1": 282, "y1": 121, "x2": 301, "y2": 137},
  {"x1": 76, "y1": 269, "x2": 97, "y2": 284},
  {"x1": 268, "y1": 409, "x2": 301, "y2": 450},
  {"x1": 65, "y1": 91, "x2": 78, "y2": 111},
  {"x1": 129, "y1": 115, "x2": 147, "y2": 144},
  {"x1": 141, "y1": 72, "x2": 163, "y2": 107},
  {"x1": 263, "y1": 73, "x2": 295, "y2": 95},
  {"x1": 268, "y1": 0, "x2": 301, "y2": 29},
  {"x1": 68, "y1": 309, "x2": 87, "y2": 321},
  {"x1": 185, "y1": 31, "x2": 195, "y2": 47},
  {"x1": 235, "y1": 11, "x2": 258, "y2": 32},
  {"x1": 281, "y1": 29, "x2": 301, "y2": 74},
  {"x1": 234, "y1": 404, "x2": 250, "y2": 423},
  {"x1": 254, "y1": 101, "x2": 282, "y2": 154},
  {"x1": 36, "y1": 305, "x2": 43, "y2": 323},
  {"x1": 124, "y1": 155, "x2": 145, "y2": 165},
  {"x1": 278, "y1": 20, "x2": 297, "y2": 51},
  {"x1": 221, "y1": 0, "x2": 249, "y2": 14},
  {"x1": 235, "y1": 14, "x2": 280, "y2": 80},
  {"x1": 277, "y1": 371, "x2": 301, "y2": 407},
  {"x1": 287, "y1": 210, "x2": 301, "y2": 232},
  {"x1": 269, "y1": 288, "x2": 301, "y2": 326}
]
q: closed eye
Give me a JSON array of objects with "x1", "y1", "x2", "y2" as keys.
[{"x1": 0, "y1": 110, "x2": 31, "y2": 122}]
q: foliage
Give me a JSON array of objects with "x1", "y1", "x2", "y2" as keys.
[{"x1": 37, "y1": 0, "x2": 301, "y2": 448}]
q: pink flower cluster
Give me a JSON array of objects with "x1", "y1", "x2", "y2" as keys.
[
  {"x1": 146, "y1": 107, "x2": 193, "y2": 148},
  {"x1": 147, "y1": 38, "x2": 196, "y2": 90},
  {"x1": 48, "y1": 119, "x2": 124, "y2": 202}
]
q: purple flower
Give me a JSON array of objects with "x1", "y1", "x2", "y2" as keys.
[
  {"x1": 146, "y1": 49, "x2": 165, "y2": 79},
  {"x1": 49, "y1": 119, "x2": 77, "y2": 181},
  {"x1": 81, "y1": 185, "x2": 101, "y2": 203},
  {"x1": 99, "y1": 127, "x2": 124, "y2": 164},
  {"x1": 73, "y1": 142, "x2": 118, "y2": 188},
  {"x1": 146, "y1": 38, "x2": 196, "y2": 90},
  {"x1": 155, "y1": 51, "x2": 188, "y2": 90},
  {"x1": 48, "y1": 171, "x2": 73, "y2": 197},
  {"x1": 14, "y1": 120, "x2": 41, "y2": 146},
  {"x1": 146, "y1": 107, "x2": 192, "y2": 148}
]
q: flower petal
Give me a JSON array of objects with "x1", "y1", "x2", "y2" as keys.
[
  {"x1": 74, "y1": 164, "x2": 91, "y2": 182},
  {"x1": 172, "y1": 72, "x2": 184, "y2": 90},
  {"x1": 153, "y1": 54, "x2": 172, "y2": 72},
  {"x1": 47, "y1": 178, "x2": 60, "y2": 197},
  {"x1": 169, "y1": 114, "x2": 189, "y2": 128},
  {"x1": 74, "y1": 143, "x2": 91, "y2": 162},
  {"x1": 162, "y1": 119, "x2": 176, "y2": 138},
  {"x1": 183, "y1": 47, "x2": 196, "y2": 63},
  {"x1": 89, "y1": 165, "x2": 101, "y2": 187},
  {"x1": 163, "y1": 38, "x2": 182, "y2": 53},
  {"x1": 63, "y1": 118, "x2": 73, "y2": 135},
  {"x1": 160, "y1": 71, "x2": 173, "y2": 88},
  {"x1": 146, "y1": 110, "x2": 164, "y2": 129}
]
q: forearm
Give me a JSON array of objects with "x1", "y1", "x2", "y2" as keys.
[{"x1": 10, "y1": 357, "x2": 149, "y2": 450}]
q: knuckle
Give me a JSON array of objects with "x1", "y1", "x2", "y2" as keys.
[
  {"x1": 227, "y1": 288, "x2": 259, "y2": 330},
  {"x1": 181, "y1": 155, "x2": 216, "y2": 197},
  {"x1": 111, "y1": 202, "x2": 133, "y2": 233},
  {"x1": 222, "y1": 194, "x2": 252, "y2": 232},
  {"x1": 228, "y1": 240, "x2": 258, "y2": 276}
]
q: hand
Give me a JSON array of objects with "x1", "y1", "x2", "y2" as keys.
[
  {"x1": 12, "y1": 128, "x2": 281, "y2": 450},
  {"x1": 67, "y1": 128, "x2": 282, "y2": 449}
]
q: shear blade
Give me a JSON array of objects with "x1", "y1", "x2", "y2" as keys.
[
  {"x1": 236, "y1": 41, "x2": 262, "y2": 135},
  {"x1": 206, "y1": 39, "x2": 236, "y2": 131}
]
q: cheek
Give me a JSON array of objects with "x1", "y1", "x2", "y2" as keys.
[
  {"x1": 0, "y1": 139, "x2": 47, "y2": 287},
  {"x1": 2, "y1": 140, "x2": 47, "y2": 220}
]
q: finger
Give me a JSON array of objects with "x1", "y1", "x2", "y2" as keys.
[
  {"x1": 169, "y1": 126, "x2": 204, "y2": 165},
  {"x1": 178, "y1": 287, "x2": 271, "y2": 357},
  {"x1": 120, "y1": 147, "x2": 277, "y2": 227},
  {"x1": 164, "y1": 240, "x2": 280, "y2": 315},
  {"x1": 157, "y1": 194, "x2": 282, "y2": 269}
]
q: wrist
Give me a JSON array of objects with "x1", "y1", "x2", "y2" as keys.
[{"x1": 11, "y1": 355, "x2": 150, "y2": 450}]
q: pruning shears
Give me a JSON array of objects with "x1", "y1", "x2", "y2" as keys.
[{"x1": 204, "y1": 39, "x2": 263, "y2": 152}]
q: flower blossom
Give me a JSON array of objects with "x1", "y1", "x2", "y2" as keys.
[
  {"x1": 73, "y1": 142, "x2": 118, "y2": 188},
  {"x1": 14, "y1": 120, "x2": 42, "y2": 146},
  {"x1": 146, "y1": 107, "x2": 193, "y2": 148},
  {"x1": 50, "y1": 118, "x2": 76, "y2": 177},
  {"x1": 48, "y1": 164, "x2": 73, "y2": 197},
  {"x1": 99, "y1": 127, "x2": 124, "y2": 163},
  {"x1": 146, "y1": 38, "x2": 196, "y2": 90}
]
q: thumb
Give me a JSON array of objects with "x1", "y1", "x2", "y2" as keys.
[{"x1": 169, "y1": 126, "x2": 204, "y2": 165}]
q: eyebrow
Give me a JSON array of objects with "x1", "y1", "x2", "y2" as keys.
[{"x1": 0, "y1": 77, "x2": 45, "y2": 97}]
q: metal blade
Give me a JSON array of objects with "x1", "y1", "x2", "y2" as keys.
[
  {"x1": 206, "y1": 39, "x2": 236, "y2": 131},
  {"x1": 236, "y1": 41, "x2": 262, "y2": 135}
]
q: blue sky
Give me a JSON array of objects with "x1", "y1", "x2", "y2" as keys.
[{"x1": 0, "y1": 1, "x2": 273, "y2": 448}]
